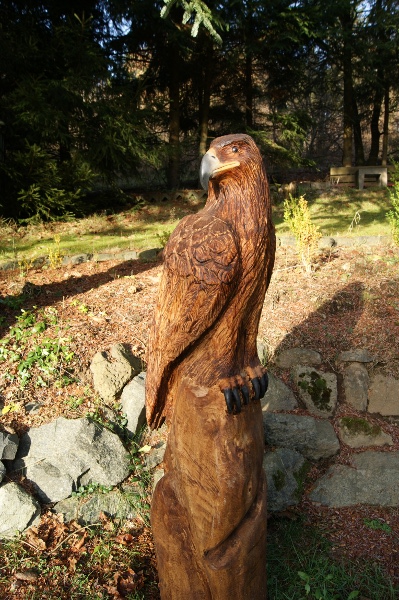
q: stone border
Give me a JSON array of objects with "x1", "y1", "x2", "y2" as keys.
[
  {"x1": 0, "y1": 248, "x2": 160, "y2": 272},
  {"x1": 0, "y1": 235, "x2": 393, "y2": 272},
  {"x1": 279, "y1": 235, "x2": 391, "y2": 248}
]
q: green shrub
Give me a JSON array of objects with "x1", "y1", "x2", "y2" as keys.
[
  {"x1": 0, "y1": 142, "x2": 95, "y2": 222},
  {"x1": 283, "y1": 194, "x2": 322, "y2": 272}
]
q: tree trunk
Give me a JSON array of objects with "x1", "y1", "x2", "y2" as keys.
[
  {"x1": 341, "y1": 72, "x2": 353, "y2": 165},
  {"x1": 59, "y1": 142, "x2": 71, "y2": 163},
  {"x1": 340, "y1": 11, "x2": 354, "y2": 167},
  {"x1": 167, "y1": 42, "x2": 181, "y2": 189},
  {"x1": 352, "y1": 96, "x2": 365, "y2": 165},
  {"x1": 245, "y1": 51, "x2": 253, "y2": 129},
  {"x1": 198, "y1": 44, "x2": 213, "y2": 157},
  {"x1": 381, "y1": 84, "x2": 389, "y2": 166},
  {"x1": 368, "y1": 83, "x2": 383, "y2": 165}
]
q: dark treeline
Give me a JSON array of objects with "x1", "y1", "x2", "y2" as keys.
[{"x1": 0, "y1": 0, "x2": 398, "y2": 221}]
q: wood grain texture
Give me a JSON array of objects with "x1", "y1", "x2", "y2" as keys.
[{"x1": 145, "y1": 134, "x2": 275, "y2": 599}]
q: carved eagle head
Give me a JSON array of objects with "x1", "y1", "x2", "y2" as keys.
[{"x1": 199, "y1": 134, "x2": 263, "y2": 192}]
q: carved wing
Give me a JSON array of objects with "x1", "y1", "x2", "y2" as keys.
[{"x1": 145, "y1": 212, "x2": 240, "y2": 428}]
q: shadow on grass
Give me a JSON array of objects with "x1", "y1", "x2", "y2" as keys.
[{"x1": 267, "y1": 516, "x2": 397, "y2": 600}]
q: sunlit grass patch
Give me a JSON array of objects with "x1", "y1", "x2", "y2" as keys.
[
  {"x1": 0, "y1": 188, "x2": 393, "y2": 266},
  {"x1": 273, "y1": 187, "x2": 392, "y2": 237}
]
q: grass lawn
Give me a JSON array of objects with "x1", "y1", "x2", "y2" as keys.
[
  {"x1": 273, "y1": 186, "x2": 393, "y2": 236},
  {"x1": 0, "y1": 187, "x2": 394, "y2": 264}
]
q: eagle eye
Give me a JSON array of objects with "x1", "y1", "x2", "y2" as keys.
[{"x1": 231, "y1": 146, "x2": 238, "y2": 153}]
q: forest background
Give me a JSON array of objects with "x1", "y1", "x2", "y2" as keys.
[{"x1": 1, "y1": 0, "x2": 399, "y2": 223}]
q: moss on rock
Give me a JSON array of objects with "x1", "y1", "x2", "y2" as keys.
[
  {"x1": 293, "y1": 461, "x2": 310, "y2": 501},
  {"x1": 340, "y1": 416, "x2": 381, "y2": 437},
  {"x1": 272, "y1": 469, "x2": 286, "y2": 492},
  {"x1": 298, "y1": 371, "x2": 332, "y2": 411}
]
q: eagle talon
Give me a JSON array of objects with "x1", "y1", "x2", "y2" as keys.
[
  {"x1": 223, "y1": 372, "x2": 265, "y2": 413},
  {"x1": 241, "y1": 384, "x2": 250, "y2": 405},
  {"x1": 260, "y1": 373, "x2": 268, "y2": 398},
  {"x1": 233, "y1": 388, "x2": 241, "y2": 413},
  {"x1": 223, "y1": 388, "x2": 234, "y2": 413},
  {"x1": 223, "y1": 385, "x2": 244, "y2": 414},
  {"x1": 251, "y1": 377, "x2": 261, "y2": 401}
]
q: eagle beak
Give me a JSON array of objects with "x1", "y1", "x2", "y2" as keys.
[{"x1": 199, "y1": 150, "x2": 240, "y2": 191}]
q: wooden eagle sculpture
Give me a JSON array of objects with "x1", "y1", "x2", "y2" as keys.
[{"x1": 146, "y1": 133, "x2": 275, "y2": 599}]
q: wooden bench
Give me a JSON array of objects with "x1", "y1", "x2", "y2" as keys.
[
  {"x1": 330, "y1": 167, "x2": 357, "y2": 186},
  {"x1": 330, "y1": 166, "x2": 388, "y2": 189}
]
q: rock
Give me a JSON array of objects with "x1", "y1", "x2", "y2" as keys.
[
  {"x1": 153, "y1": 469, "x2": 165, "y2": 492},
  {"x1": 260, "y1": 373, "x2": 298, "y2": 412},
  {"x1": 318, "y1": 237, "x2": 336, "y2": 249},
  {"x1": 342, "y1": 363, "x2": 369, "y2": 411},
  {"x1": 23, "y1": 462, "x2": 75, "y2": 503},
  {"x1": 0, "y1": 260, "x2": 18, "y2": 271},
  {"x1": 90, "y1": 343, "x2": 142, "y2": 402},
  {"x1": 0, "y1": 482, "x2": 41, "y2": 538},
  {"x1": 144, "y1": 443, "x2": 167, "y2": 470},
  {"x1": 263, "y1": 448, "x2": 307, "y2": 511},
  {"x1": 368, "y1": 374, "x2": 399, "y2": 416},
  {"x1": 278, "y1": 236, "x2": 296, "y2": 247},
  {"x1": 331, "y1": 237, "x2": 354, "y2": 247},
  {"x1": 120, "y1": 372, "x2": 147, "y2": 435},
  {"x1": 333, "y1": 235, "x2": 389, "y2": 248},
  {"x1": 0, "y1": 462, "x2": 5, "y2": 483},
  {"x1": 264, "y1": 413, "x2": 340, "y2": 460},
  {"x1": 122, "y1": 250, "x2": 139, "y2": 261},
  {"x1": 138, "y1": 248, "x2": 159, "y2": 261},
  {"x1": 275, "y1": 348, "x2": 321, "y2": 369},
  {"x1": 292, "y1": 366, "x2": 337, "y2": 417},
  {"x1": 256, "y1": 339, "x2": 268, "y2": 365},
  {"x1": 338, "y1": 417, "x2": 393, "y2": 448},
  {"x1": 13, "y1": 417, "x2": 131, "y2": 503},
  {"x1": 24, "y1": 402, "x2": 43, "y2": 415},
  {"x1": 337, "y1": 349, "x2": 374, "y2": 363},
  {"x1": 54, "y1": 488, "x2": 137, "y2": 525},
  {"x1": 0, "y1": 429, "x2": 19, "y2": 461},
  {"x1": 309, "y1": 451, "x2": 399, "y2": 507},
  {"x1": 32, "y1": 257, "x2": 47, "y2": 269},
  {"x1": 93, "y1": 252, "x2": 116, "y2": 262},
  {"x1": 62, "y1": 254, "x2": 91, "y2": 266}
]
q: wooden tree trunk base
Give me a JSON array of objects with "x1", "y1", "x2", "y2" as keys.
[{"x1": 151, "y1": 377, "x2": 268, "y2": 599}]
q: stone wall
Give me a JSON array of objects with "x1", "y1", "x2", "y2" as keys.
[
  {"x1": 263, "y1": 347, "x2": 399, "y2": 511},
  {"x1": 1, "y1": 342, "x2": 399, "y2": 539}
]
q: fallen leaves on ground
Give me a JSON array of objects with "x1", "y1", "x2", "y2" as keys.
[{"x1": 0, "y1": 512, "x2": 159, "y2": 599}]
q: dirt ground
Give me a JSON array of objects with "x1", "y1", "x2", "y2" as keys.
[{"x1": 1, "y1": 240, "x2": 399, "y2": 591}]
